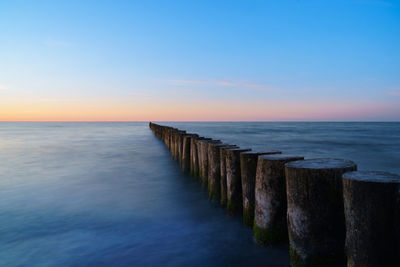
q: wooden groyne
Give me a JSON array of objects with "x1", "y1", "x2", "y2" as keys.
[{"x1": 149, "y1": 122, "x2": 400, "y2": 267}]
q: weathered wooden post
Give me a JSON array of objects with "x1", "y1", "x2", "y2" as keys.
[
  {"x1": 207, "y1": 143, "x2": 236, "y2": 201},
  {"x1": 161, "y1": 126, "x2": 165, "y2": 144},
  {"x1": 164, "y1": 127, "x2": 171, "y2": 149},
  {"x1": 191, "y1": 137, "x2": 206, "y2": 177},
  {"x1": 196, "y1": 138, "x2": 208, "y2": 181},
  {"x1": 187, "y1": 134, "x2": 199, "y2": 174},
  {"x1": 196, "y1": 138, "x2": 205, "y2": 179},
  {"x1": 160, "y1": 125, "x2": 165, "y2": 144},
  {"x1": 182, "y1": 134, "x2": 196, "y2": 173},
  {"x1": 173, "y1": 130, "x2": 184, "y2": 161},
  {"x1": 177, "y1": 130, "x2": 186, "y2": 163},
  {"x1": 190, "y1": 136, "x2": 196, "y2": 174},
  {"x1": 285, "y1": 158, "x2": 357, "y2": 267},
  {"x1": 198, "y1": 139, "x2": 221, "y2": 188},
  {"x1": 220, "y1": 145, "x2": 238, "y2": 206},
  {"x1": 176, "y1": 131, "x2": 180, "y2": 161},
  {"x1": 169, "y1": 128, "x2": 174, "y2": 151},
  {"x1": 225, "y1": 148, "x2": 251, "y2": 214},
  {"x1": 342, "y1": 171, "x2": 400, "y2": 267},
  {"x1": 253, "y1": 154, "x2": 304, "y2": 245},
  {"x1": 173, "y1": 130, "x2": 179, "y2": 160},
  {"x1": 171, "y1": 129, "x2": 177, "y2": 158},
  {"x1": 240, "y1": 150, "x2": 282, "y2": 227},
  {"x1": 199, "y1": 140, "x2": 209, "y2": 185}
]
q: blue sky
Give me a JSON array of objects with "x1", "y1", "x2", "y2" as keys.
[{"x1": 0, "y1": 0, "x2": 399, "y2": 121}]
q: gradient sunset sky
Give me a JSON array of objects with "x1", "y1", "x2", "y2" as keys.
[{"x1": 1, "y1": 0, "x2": 399, "y2": 121}]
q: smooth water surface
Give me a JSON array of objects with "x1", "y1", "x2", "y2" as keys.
[{"x1": 1, "y1": 122, "x2": 399, "y2": 266}]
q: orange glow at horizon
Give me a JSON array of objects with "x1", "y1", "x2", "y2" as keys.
[{"x1": 0, "y1": 97, "x2": 397, "y2": 122}]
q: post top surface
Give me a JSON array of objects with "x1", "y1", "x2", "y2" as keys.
[
  {"x1": 285, "y1": 158, "x2": 356, "y2": 170},
  {"x1": 219, "y1": 145, "x2": 239, "y2": 150},
  {"x1": 241, "y1": 150, "x2": 281, "y2": 156},
  {"x1": 227, "y1": 148, "x2": 252, "y2": 153},
  {"x1": 202, "y1": 139, "x2": 221, "y2": 144},
  {"x1": 198, "y1": 138, "x2": 212, "y2": 142},
  {"x1": 343, "y1": 171, "x2": 400, "y2": 183},
  {"x1": 260, "y1": 154, "x2": 304, "y2": 161},
  {"x1": 212, "y1": 143, "x2": 236, "y2": 147}
]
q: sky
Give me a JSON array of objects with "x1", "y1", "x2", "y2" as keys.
[{"x1": 0, "y1": 0, "x2": 399, "y2": 121}]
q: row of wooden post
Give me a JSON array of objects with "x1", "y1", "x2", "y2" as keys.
[{"x1": 149, "y1": 122, "x2": 400, "y2": 267}]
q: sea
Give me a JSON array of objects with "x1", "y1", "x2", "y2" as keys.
[{"x1": 1, "y1": 122, "x2": 399, "y2": 266}]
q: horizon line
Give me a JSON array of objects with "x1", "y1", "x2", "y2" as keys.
[{"x1": 1, "y1": 120, "x2": 399, "y2": 123}]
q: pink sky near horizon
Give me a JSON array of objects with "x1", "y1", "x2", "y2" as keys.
[{"x1": 1, "y1": 97, "x2": 398, "y2": 122}]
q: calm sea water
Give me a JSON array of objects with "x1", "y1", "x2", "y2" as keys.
[{"x1": 1, "y1": 122, "x2": 399, "y2": 266}]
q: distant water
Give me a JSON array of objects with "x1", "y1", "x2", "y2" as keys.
[{"x1": 0, "y1": 122, "x2": 399, "y2": 266}]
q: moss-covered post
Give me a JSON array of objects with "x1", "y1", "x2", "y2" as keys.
[
  {"x1": 240, "y1": 151, "x2": 282, "y2": 227},
  {"x1": 207, "y1": 143, "x2": 235, "y2": 201},
  {"x1": 253, "y1": 154, "x2": 304, "y2": 246},
  {"x1": 225, "y1": 148, "x2": 251, "y2": 215},
  {"x1": 342, "y1": 171, "x2": 400, "y2": 267},
  {"x1": 220, "y1": 145, "x2": 238, "y2": 206},
  {"x1": 285, "y1": 158, "x2": 357, "y2": 267}
]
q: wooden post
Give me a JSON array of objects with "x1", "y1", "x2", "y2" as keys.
[
  {"x1": 342, "y1": 171, "x2": 400, "y2": 267},
  {"x1": 220, "y1": 145, "x2": 238, "y2": 206},
  {"x1": 253, "y1": 154, "x2": 304, "y2": 245},
  {"x1": 191, "y1": 137, "x2": 206, "y2": 177},
  {"x1": 240, "y1": 151, "x2": 282, "y2": 227},
  {"x1": 182, "y1": 134, "x2": 196, "y2": 173},
  {"x1": 177, "y1": 130, "x2": 186, "y2": 163},
  {"x1": 165, "y1": 127, "x2": 172, "y2": 150},
  {"x1": 171, "y1": 129, "x2": 178, "y2": 159},
  {"x1": 188, "y1": 134, "x2": 199, "y2": 175},
  {"x1": 285, "y1": 158, "x2": 357, "y2": 267},
  {"x1": 207, "y1": 143, "x2": 236, "y2": 201},
  {"x1": 196, "y1": 138, "x2": 212, "y2": 182},
  {"x1": 225, "y1": 148, "x2": 251, "y2": 215},
  {"x1": 199, "y1": 139, "x2": 221, "y2": 188}
]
